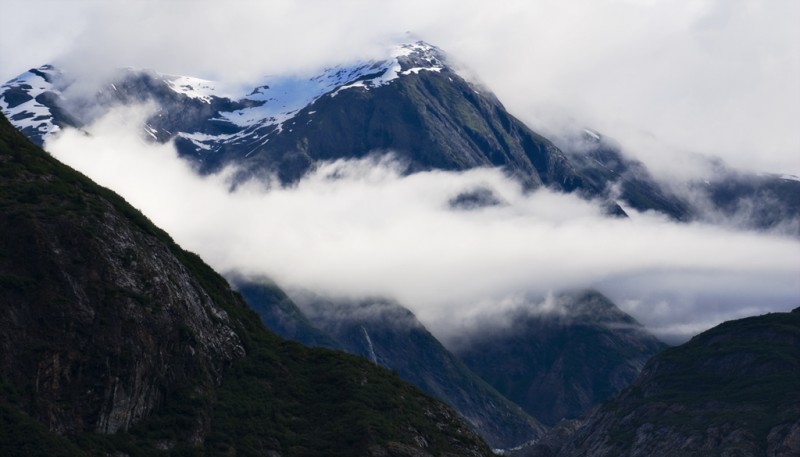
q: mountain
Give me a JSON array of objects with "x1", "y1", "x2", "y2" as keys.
[
  {"x1": 0, "y1": 113, "x2": 492, "y2": 456},
  {"x1": 234, "y1": 279, "x2": 341, "y2": 350},
  {"x1": 4, "y1": 41, "x2": 798, "y2": 230},
  {"x1": 235, "y1": 280, "x2": 546, "y2": 449},
  {"x1": 517, "y1": 308, "x2": 800, "y2": 457},
  {"x1": 1, "y1": 42, "x2": 701, "y2": 219},
  {"x1": 5, "y1": 42, "x2": 798, "y2": 232},
  {"x1": 699, "y1": 168, "x2": 800, "y2": 234},
  {"x1": 554, "y1": 129, "x2": 800, "y2": 234},
  {"x1": 554, "y1": 130, "x2": 693, "y2": 221},
  {"x1": 287, "y1": 293, "x2": 547, "y2": 449},
  {"x1": 452, "y1": 291, "x2": 667, "y2": 427}
]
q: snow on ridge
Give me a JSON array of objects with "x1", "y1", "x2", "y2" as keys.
[
  {"x1": 400, "y1": 67, "x2": 443, "y2": 76},
  {"x1": 1, "y1": 41, "x2": 448, "y2": 151},
  {"x1": 392, "y1": 40, "x2": 441, "y2": 59},
  {"x1": 217, "y1": 41, "x2": 445, "y2": 130},
  {"x1": 162, "y1": 75, "x2": 222, "y2": 103},
  {"x1": 0, "y1": 66, "x2": 61, "y2": 139}
]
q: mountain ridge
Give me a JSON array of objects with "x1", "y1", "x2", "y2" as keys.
[
  {"x1": 452, "y1": 290, "x2": 667, "y2": 427},
  {"x1": 515, "y1": 308, "x2": 800, "y2": 457},
  {"x1": 288, "y1": 293, "x2": 547, "y2": 449},
  {"x1": 0, "y1": 41, "x2": 691, "y2": 219}
]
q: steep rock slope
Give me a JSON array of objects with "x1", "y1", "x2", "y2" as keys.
[
  {"x1": 0, "y1": 114, "x2": 492, "y2": 456},
  {"x1": 556, "y1": 130, "x2": 692, "y2": 220},
  {"x1": 700, "y1": 169, "x2": 800, "y2": 235},
  {"x1": 525, "y1": 308, "x2": 800, "y2": 457},
  {"x1": 235, "y1": 279, "x2": 341, "y2": 350},
  {"x1": 307, "y1": 296, "x2": 547, "y2": 450},
  {"x1": 0, "y1": 122, "x2": 245, "y2": 438},
  {"x1": 453, "y1": 291, "x2": 667, "y2": 427}
]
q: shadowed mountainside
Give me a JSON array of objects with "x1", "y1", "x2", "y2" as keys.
[
  {"x1": 453, "y1": 291, "x2": 667, "y2": 427},
  {"x1": 0, "y1": 113, "x2": 492, "y2": 457},
  {"x1": 516, "y1": 308, "x2": 800, "y2": 457}
]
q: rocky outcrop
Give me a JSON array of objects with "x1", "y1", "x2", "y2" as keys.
[
  {"x1": 0, "y1": 130, "x2": 244, "y2": 436},
  {"x1": 522, "y1": 308, "x2": 800, "y2": 457}
]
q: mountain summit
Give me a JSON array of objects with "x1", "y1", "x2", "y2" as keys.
[{"x1": 1, "y1": 41, "x2": 697, "y2": 219}]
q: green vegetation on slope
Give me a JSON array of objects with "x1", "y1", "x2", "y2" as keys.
[
  {"x1": 540, "y1": 309, "x2": 800, "y2": 457},
  {"x1": 0, "y1": 114, "x2": 491, "y2": 456},
  {"x1": 621, "y1": 310, "x2": 800, "y2": 435}
]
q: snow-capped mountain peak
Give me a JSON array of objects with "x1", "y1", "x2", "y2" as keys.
[
  {"x1": 211, "y1": 41, "x2": 445, "y2": 129},
  {"x1": 0, "y1": 41, "x2": 448, "y2": 148}
]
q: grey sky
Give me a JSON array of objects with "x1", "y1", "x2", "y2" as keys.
[{"x1": 2, "y1": 0, "x2": 799, "y2": 176}]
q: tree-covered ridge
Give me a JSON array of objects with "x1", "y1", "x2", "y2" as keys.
[{"x1": 0, "y1": 114, "x2": 492, "y2": 456}]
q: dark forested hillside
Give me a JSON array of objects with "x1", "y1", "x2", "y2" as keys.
[
  {"x1": 0, "y1": 114, "x2": 492, "y2": 456},
  {"x1": 517, "y1": 308, "x2": 800, "y2": 457},
  {"x1": 454, "y1": 291, "x2": 667, "y2": 426}
]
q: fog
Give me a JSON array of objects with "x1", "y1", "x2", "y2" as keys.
[{"x1": 45, "y1": 105, "x2": 800, "y2": 343}]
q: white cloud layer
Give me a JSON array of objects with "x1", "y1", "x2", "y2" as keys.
[
  {"x1": 2, "y1": 0, "x2": 799, "y2": 178},
  {"x1": 45, "y1": 106, "x2": 800, "y2": 343}
]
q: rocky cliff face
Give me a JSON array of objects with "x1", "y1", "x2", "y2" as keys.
[
  {"x1": 520, "y1": 308, "x2": 800, "y2": 457},
  {"x1": 453, "y1": 291, "x2": 667, "y2": 427},
  {"x1": 0, "y1": 121, "x2": 245, "y2": 437},
  {"x1": 0, "y1": 114, "x2": 493, "y2": 456}
]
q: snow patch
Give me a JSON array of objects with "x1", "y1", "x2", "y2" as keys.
[
  {"x1": 163, "y1": 75, "x2": 224, "y2": 103},
  {"x1": 0, "y1": 66, "x2": 62, "y2": 140},
  {"x1": 215, "y1": 41, "x2": 445, "y2": 131},
  {"x1": 583, "y1": 129, "x2": 601, "y2": 141}
]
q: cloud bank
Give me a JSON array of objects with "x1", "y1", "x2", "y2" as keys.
[
  {"x1": 2, "y1": 0, "x2": 799, "y2": 179},
  {"x1": 45, "y1": 106, "x2": 800, "y2": 343}
]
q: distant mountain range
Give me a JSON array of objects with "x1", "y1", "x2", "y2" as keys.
[
  {"x1": 234, "y1": 280, "x2": 550, "y2": 449},
  {"x1": 278, "y1": 292, "x2": 547, "y2": 449}
]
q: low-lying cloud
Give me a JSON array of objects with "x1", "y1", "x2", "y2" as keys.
[{"x1": 45, "y1": 106, "x2": 800, "y2": 343}]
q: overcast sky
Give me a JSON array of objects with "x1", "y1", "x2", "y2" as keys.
[
  {"x1": 2, "y1": 0, "x2": 799, "y2": 176},
  {"x1": 3, "y1": 0, "x2": 800, "y2": 342}
]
